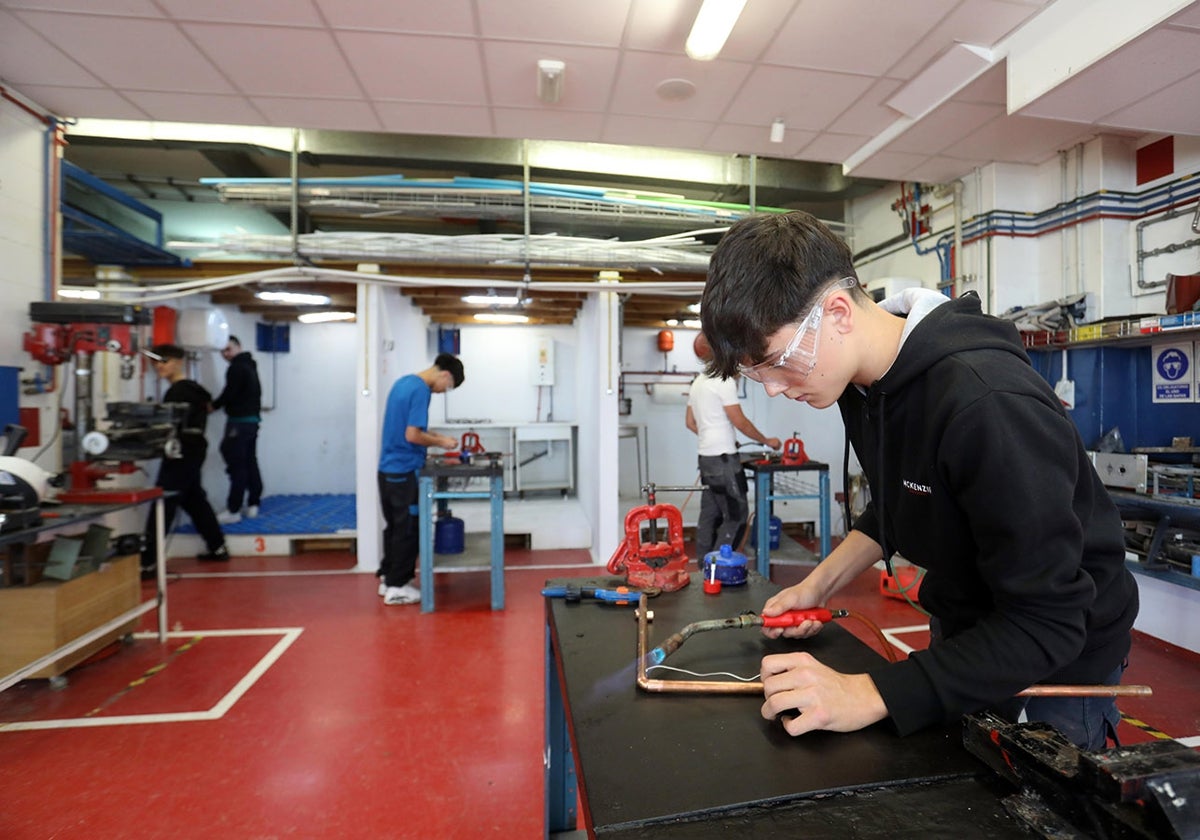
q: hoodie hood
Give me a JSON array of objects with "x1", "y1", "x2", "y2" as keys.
[{"x1": 875, "y1": 291, "x2": 1030, "y2": 394}]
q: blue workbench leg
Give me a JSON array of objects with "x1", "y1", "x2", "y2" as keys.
[
  {"x1": 820, "y1": 468, "x2": 831, "y2": 560},
  {"x1": 490, "y1": 474, "x2": 505, "y2": 610},
  {"x1": 755, "y1": 471, "x2": 770, "y2": 577},
  {"x1": 545, "y1": 621, "x2": 577, "y2": 836},
  {"x1": 418, "y1": 475, "x2": 435, "y2": 613}
]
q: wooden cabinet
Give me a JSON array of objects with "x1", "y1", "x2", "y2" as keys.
[{"x1": 0, "y1": 554, "x2": 139, "y2": 679}]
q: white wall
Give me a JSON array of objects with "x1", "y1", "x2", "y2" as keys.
[{"x1": 0, "y1": 95, "x2": 56, "y2": 470}]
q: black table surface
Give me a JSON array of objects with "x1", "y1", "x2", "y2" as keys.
[
  {"x1": 547, "y1": 573, "x2": 1031, "y2": 838},
  {"x1": 419, "y1": 460, "x2": 502, "y2": 479},
  {"x1": 744, "y1": 458, "x2": 829, "y2": 474}
]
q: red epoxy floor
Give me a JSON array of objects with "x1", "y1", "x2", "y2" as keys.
[{"x1": 0, "y1": 549, "x2": 1196, "y2": 839}]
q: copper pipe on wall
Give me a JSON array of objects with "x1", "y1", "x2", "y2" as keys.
[{"x1": 634, "y1": 596, "x2": 1152, "y2": 699}]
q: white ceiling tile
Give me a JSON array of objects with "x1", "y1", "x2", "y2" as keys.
[
  {"x1": 157, "y1": 0, "x2": 324, "y2": 26},
  {"x1": 703, "y1": 123, "x2": 818, "y2": 158},
  {"x1": 477, "y1": 0, "x2": 633, "y2": 47},
  {"x1": 623, "y1": 0, "x2": 696, "y2": 53},
  {"x1": 13, "y1": 85, "x2": 149, "y2": 120},
  {"x1": 903, "y1": 154, "x2": 992, "y2": 183},
  {"x1": 950, "y1": 114, "x2": 1098, "y2": 165},
  {"x1": 252, "y1": 97, "x2": 383, "y2": 132},
  {"x1": 950, "y1": 64, "x2": 1007, "y2": 106},
  {"x1": 848, "y1": 149, "x2": 932, "y2": 179},
  {"x1": 336, "y1": 31, "x2": 486, "y2": 103},
  {"x1": 887, "y1": 0, "x2": 1045, "y2": 79},
  {"x1": 601, "y1": 114, "x2": 715, "y2": 149},
  {"x1": 183, "y1": 23, "x2": 362, "y2": 98},
  {"x1": 723, "y1": 66, "x2": 875, "y2": 130},
  {"x1": 1017, "y1": 29, "x2": 1200, "y2": 124},
  {"x1": 1102, "y1": 71, "x2": 1200, "y2": 135},
  {"x1": 492, "y1": 108, "x2": 607, "y2": 143},
  {"x1": 314, "y1": 0, "x2": 476, "y2": 34},
  {"x1": 124, "y1": 91, "x2": 265, "y2": 125},
  {"x1": 762, "y1": 0, "x2": 958, "y2": 76},
  {"x1": 828, "y1": 77, "x2": 905, "y2": 135},
  {"x1": 3, "y1": 0, "x2": 159, "y2": 14},
  {"x1": 888, "y1": 101, "x2": 1006, "y2": 154},
  {"x1": 12, "y1": 11, "x2": 234, "y2": 92},
  {"x1": 1166, "y1": 3, "x2": 1200, "y2": 29},
  {"x1": 482, "y1": 42, "x2": 620, "y2": 110},
  {"x1": 0, "y1": 9, "x2": 103, "y2": 86},
  {"x1": 375, "y1": 102, "x2": 494, "y2": 137},
  {"x1": 608, "y1": 52, "x2": 751, "y2": 120},
  {"x1": 796, "y1": 132, "x2": 873, "y2": 164}
]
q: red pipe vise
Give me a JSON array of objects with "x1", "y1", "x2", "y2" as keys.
[
  {"x1": 606, "y1": 503, "x2": 690, "y2": 592},
  {"x1": 781, "y1": 436, "x2": 809, "y2": 466}
]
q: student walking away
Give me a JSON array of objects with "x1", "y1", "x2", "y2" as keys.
[
  {"x1": 699, "y1": 211, "x2": 1138, "y2": 750},
  {"x1": 685, "y1": 332, "x2": 780, "y2": 562},
  {"x1": 377, "y1": 353, "x2": 464, "y2": 605},
  {"x1": 141, "y1": 344, "x2": 228, "y2": 577},
  {"x1": 213, "y1": 335, "x2": 263, "y2": 524}
]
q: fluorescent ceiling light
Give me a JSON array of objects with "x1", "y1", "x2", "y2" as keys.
[
  {"x1": 686, "y1": 0, "x2": 747, "y2": 61},
  {"x1": 686, "y1": 302, "x2": 701, "y2": 314},
  {"x1": 474, "y1": 313, "x2": 530, "y2": 324},
  {"x1": 298, "y1": 311, "x2": 355, "y2": 324},
  {"x1": 58, "y1": 288, "x2": 101, "y2": 300},
  {"x1": 682, "y1": 319, "x2": 702, "y2": 329},
  {"x1": 256, "y1": 290, "x2": 331, "y2": 305},
  {"x1": 462, "y1": 294, "x2": 521, "y2": 306}
]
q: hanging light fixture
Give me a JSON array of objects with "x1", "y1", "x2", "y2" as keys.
[
  {"x1": 769, "y1": 118, "x2": 786, "y2": 144},
  {"x1": 685, "y1": 0, "x2": 748, "y2": 61},
  {"x1": 256, "y1": 290, "x2": 331, "y2": 305},
  {"x1": 474, "y1": 312, "x2": 530, "y2": 324},
  {"x1": 463, "y1": 292, "x2": 522, "y2": 306},
  {"x1": 537, "y1": 59, "x2": 565, "y2": 103}
]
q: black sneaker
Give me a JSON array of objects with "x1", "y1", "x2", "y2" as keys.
[{"x1": 197, "y1": 545, "x2": 230, "y2": 562}]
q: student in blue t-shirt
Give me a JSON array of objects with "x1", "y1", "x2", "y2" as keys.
[{"x1": 377, "y1": 353, "x2": 464, "y2": 605}]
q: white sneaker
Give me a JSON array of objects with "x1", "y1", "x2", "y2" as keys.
[
  {"x1": 377, "y1": 581, "x2": 387, "y2": 597},
  {"x1": 217, "y1": 510, "x2": 241, "y2": 525},
  {"x1": 246, "y1": 505, "x2": 260, "y2": 518},
  {"x1": 383, "y1": 583, "x2": 421, "y2": 605}
]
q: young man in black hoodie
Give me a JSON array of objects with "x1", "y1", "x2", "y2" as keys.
[
  {"x1": 700, "y1": 211, "x2": 1139, "y2": 750},
  {"x1": 142, "y1": 344, "x2": 228, "y2": 575},
  {"x1": 213, "y1": 335, "x2": 263, "y2": 524}
]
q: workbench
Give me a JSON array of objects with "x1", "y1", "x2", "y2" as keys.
[
  {"x1": 0, "y1": 495, "x2": 168, "y2": 692},
  {"x1": 417, "y1": 459, "x2": 504, "y2": 612},
  {"x1": 745, "y1": 459, "x2": 831, "y2": 577},
  {"x1": 543, "y1": 572, "x2": 1032, "y2": 838}
]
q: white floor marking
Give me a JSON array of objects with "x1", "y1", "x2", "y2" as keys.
[{"x1": 0, "y1": 627, "x2": 303, "y2": 732}]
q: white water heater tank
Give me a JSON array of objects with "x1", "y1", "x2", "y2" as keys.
[{"x1": 177, "y1": 308, "x2": 230, "y2": 350}]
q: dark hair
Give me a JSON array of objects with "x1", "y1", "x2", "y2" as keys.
[
  {"x1": 151, "y1": 343, "x2": 186, "y2": 360},
  {"x1": 700, "y1": 211, "x2": 862, "y2": 378},
  {"x1": 227, "y1": 336, "x2": 241, "y2": 347},
  {"x1": 434, "y1": 353, "x2": 465, "y2": 388}
]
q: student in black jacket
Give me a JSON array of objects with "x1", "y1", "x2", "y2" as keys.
[
  {"x1": 213, "y1": 335, "x2": 263, "y2": 524},
  {"x1": 699, "y1": 211, "x2": 1139, "y2": 750},
  {"x1": 142, "y1": 344, "x2": 227, "y2": 575}
]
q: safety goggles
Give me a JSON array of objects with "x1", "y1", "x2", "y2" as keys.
[{"x1": 737, "y1": 277, "x2": 858, "y2": 386}]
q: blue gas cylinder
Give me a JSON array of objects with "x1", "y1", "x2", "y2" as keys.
[
  {"x1": 434, "y1": 515, "x2": 465, "y2": 554},
  {"x1": 748, "y1": 515, "x2": 782, "y2": 550},
  {"x1": 702, "y1": 544, "x2": 748, "y2": 586}
]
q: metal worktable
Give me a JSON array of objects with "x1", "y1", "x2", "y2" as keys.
[
  {"x1": 417, "y1": 459, "x2": 505, "y2": 612},
  {"x1": 746, "y1": 459, "x2": 832, "y2": 577},
  {"x1": 544, "y1": 572, "x2": 1030, "y2": 838},
  {"x1": 0, "y1": 495, "x2": 168, "y2": 692}
]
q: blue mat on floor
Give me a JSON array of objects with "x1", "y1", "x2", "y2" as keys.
[{"x1": 175, "y1": 494, "x2": 356, "y2": 535}]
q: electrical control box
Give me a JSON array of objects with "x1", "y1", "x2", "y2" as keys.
[{"x1": 534, "y1": 337, "x2": 555, "y2": 386}]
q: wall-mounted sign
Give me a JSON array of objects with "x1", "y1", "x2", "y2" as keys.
[{"x1": 1151, "y1": 341, "x2": 1194, "y2": 403}]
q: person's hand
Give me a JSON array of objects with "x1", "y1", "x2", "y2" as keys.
[
  {"x1": 764, "y1": 436, "x2": 782, "y2": 450},
  {"x1": 760, "y1": 653, "x2": 888, "y2": 735},
  {"x1": 760, "y1": 583, "x2": 825, "y2": 640},
  {"x1": 438, "y1": 435, "x2": 459, "y2": 450}
]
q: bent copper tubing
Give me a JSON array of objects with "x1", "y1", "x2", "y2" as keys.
[{"x1": 634, "y1": 595, "x2": 1152, "y2": 698}]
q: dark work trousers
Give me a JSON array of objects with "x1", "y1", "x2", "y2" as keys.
[
  {"x1": 695, "y1": 453, "x2": 749, "y2": 561},
  {"x1": 143, "y1": 456, "x2": 224, "y2": 570},
  {"x1": 220, "y1": 420, "x2": 263, "y2": 514},
  {"x1": 378, "y1": 470, "x2": 419, "y2": 588},
  {"x1": 931, "y1": 618, "x2": 1124, "y2": 751}
]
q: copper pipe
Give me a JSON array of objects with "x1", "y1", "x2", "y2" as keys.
[{"x1": 634, "y1": 596, "x2": 1152, "y2": 699}]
